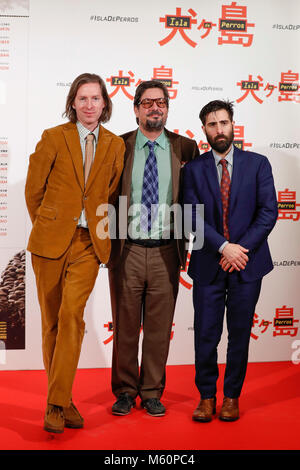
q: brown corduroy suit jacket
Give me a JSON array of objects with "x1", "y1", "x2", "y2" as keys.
[{"x1": 25, "y1": 121, "x2": 125, "y2": 264}]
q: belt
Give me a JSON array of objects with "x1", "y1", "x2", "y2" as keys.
[{"x1": 126, "y1": 237, "x2": 172, "y2": 248}]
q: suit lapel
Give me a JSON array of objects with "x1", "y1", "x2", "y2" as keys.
[
  {"x1": 63, "y1": 123, "x2": 84, "y2": 192},
  {"x1": 205, "y1": 151, "x2": 222, "y2": 216},
  {"x1": 122, "y1": 130, "x2": 137, "y2": 210},
  {"x1": 229, "y1": 146, "x2": 246, "y2": 213},
  {"x1": 204, "y1": 147, "x2": 246, "y2": 218},
  {"x1": 165, "y1": 129, "x2": 181, "y2": 204}
]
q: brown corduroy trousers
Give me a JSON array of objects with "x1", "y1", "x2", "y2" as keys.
[{"x1": 31, "y1": 228, "x2": 100, "y2": 407}]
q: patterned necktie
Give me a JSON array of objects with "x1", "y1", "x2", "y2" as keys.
[
  {"x1": 219, "y1": 158, "x2": 231, "y2": 240},
  {"x1": 84, "y1": 133, "x2": 94, "y2": 185},
  {"x1": 140, "y1": 140, "x2": 159, "y2": 233}
]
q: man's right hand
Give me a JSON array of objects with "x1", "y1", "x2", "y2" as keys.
[{"x1": 220, "y1": 243, "x2": 249, "y2": 272}]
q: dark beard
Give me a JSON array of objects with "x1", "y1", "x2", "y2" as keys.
[
  {"x1": 144, "y1": 110, "x2": 166, "y2": 132},
  {"x1": 207, "y1": 129, "x2": 234, "y2": 154},
  {"x1": 145, "y1": 118, "x2": 164, "y2": 131}
]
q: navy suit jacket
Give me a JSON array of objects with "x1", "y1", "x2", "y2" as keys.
[{"x1": 183, "y1": 146, "x2": 278, "y2": 285}]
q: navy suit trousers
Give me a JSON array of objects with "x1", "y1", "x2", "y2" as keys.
[{"x1": 193, "y1": 269, "x2": 262, "y2": 399}]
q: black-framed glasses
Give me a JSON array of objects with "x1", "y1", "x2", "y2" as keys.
[{"x1": 138, "y1": 98, "x2": 168, "y2": 109}]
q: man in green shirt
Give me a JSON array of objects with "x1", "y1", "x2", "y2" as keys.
[{"x1": 109, "y1": 80, "x2": 199, "y2": 417}]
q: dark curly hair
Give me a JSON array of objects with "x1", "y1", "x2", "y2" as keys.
[{"x1": 199, "y1": 100, "x2": 234, "y2": 125}]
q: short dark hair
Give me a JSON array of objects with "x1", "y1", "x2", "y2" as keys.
[
  {"x1": 63, "y1": 73, "x2": 112, "y2": 124},
  {"x1": 133, "y1": 80, "x2": 170, "y2": 108},
  {"x1": 199, "y1": 100, "x2": 234, "y2": 125}
]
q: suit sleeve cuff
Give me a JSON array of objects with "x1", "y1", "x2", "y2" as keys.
[{"x1": 219, "y1": 241, "x2": 229, "y2": 254}]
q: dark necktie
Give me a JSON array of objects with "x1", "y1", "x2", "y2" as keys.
[
  {"x1": 140, "y1": 140, "x2": 159, "y2": 233},
  {"x1": 219, "y1": 159, "x2": 231, "y2": 240}
]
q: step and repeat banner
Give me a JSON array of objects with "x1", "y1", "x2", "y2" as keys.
[{"x1": 0, "y1": 0, "x2": 299, "y2": 370}]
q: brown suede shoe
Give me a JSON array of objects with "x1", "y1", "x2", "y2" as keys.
[
  {"x1": 44, "y1": 404, "x2": 64, "y2": 433},
  {"x1": 192, "y1": 397, "x2": 216, "y2": 422},
  {"x1": 219, "y1": 397, "x2": 239, "y2": 421},
  {"x1": 63, "y1": 401, "x2": 84, "y2": 429}
]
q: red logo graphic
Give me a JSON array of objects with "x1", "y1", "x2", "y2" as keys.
[
  {"x1": 103, "y1": 321, "x2": 114, "y2": 345},
  {"x1": 152, "y1": 66, "x2": 179, "y2": 99},
  {"x1": 236, "y1": 70, "x2": 299, "y2": 104},
  {"x1": 159, "y1": 7, "x2": 198, "y2": 47},
  {"x1": 197, "y1": 19, "x2": 217, "y2": 39},
  {"x1": 233, "y1": 125, "x2": 252, "y2": 150},
  {"x1": 218, "y1": 2, "x2": 254, "y2": 47},
  {"x1": 273, "y1": 306, "x2": 299, "y2": 337},
  {"x1": 158, "y1": 3, "x2": 254, "y2": 48},
  {"x1": 179, "y1": 253, "x2": 192, "y2": 289},
  {"x1": 278, "y1": 70, "x2": 300, "y2": 103},
  {"x1": 106, "y1": 70, "x2": 135, "y2": 100},
  {"x1": 236, "y1": 75, "x2": 264, "y2": 104},
  {"x1": 106, "y1": 66, "x2": 179, "y2": 101},
  {"x1": 173, "y1": 124, "x2": 252, "y2": 153},
  {"x1": 252, "y1": 306, "x2": 299, "y2": 340},
  {"x1": 277, "y1": 189, "x2": 300, "y2": 221},
  {"x1": 251, "y1": 313, "x2": 272, "y2": 340},
  {"x1": 174, "y1": 129, "x2": 211, "y2": 153}
]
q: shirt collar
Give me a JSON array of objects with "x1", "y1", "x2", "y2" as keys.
[
  {"x1": 76, "y1": 121, "x2": 100, "y2": 142},
  {"x1": 136, "y1": 128, "x2": 166, "y2": 150},
  {"x1": 212, "y1": 144, "x2": 234, "y2": 167}
]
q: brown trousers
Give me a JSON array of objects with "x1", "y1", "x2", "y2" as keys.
[
  {"x1": 31, "y1": 228, "x2": 99, "y2": 407},
  {"x1": 109, "y1": 241, "x2": 180, "y2": 401}
]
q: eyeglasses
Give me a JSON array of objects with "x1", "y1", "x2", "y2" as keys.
[{"x1": 138, "y1": 98, "x2": 168, "y2": 109}]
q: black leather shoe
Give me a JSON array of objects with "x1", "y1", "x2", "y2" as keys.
[
  {"x1": 112, "y1": 393, "x2": 136, "y2": 416},
  {"x1": 141, "y1": 398, "x2": 166, "y2": 417}
]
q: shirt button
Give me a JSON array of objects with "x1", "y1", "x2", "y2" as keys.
[{"x1": 73, "y1": 217, "x2": 78, "y2": 221}]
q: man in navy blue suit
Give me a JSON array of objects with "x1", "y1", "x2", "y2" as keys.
[{"x1": 183, "y1": 100, "x2": 277, "y2": 422}]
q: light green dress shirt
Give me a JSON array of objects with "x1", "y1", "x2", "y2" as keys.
[{"x1": 128, "y1": 129, "x2": 173, "y2": 239}]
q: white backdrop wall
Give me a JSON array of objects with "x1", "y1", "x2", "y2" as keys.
[{"x1": 0, "y1": 0, "x2": 299, "y2": 370}]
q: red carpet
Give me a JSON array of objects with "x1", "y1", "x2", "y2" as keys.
[{"x1": 0, "y1": 362, "x2": 299, "y2": 451}]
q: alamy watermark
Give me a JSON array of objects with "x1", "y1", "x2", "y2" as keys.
[{"x1": 95, "y1": 197, "x2": 204, "y2": 250}]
